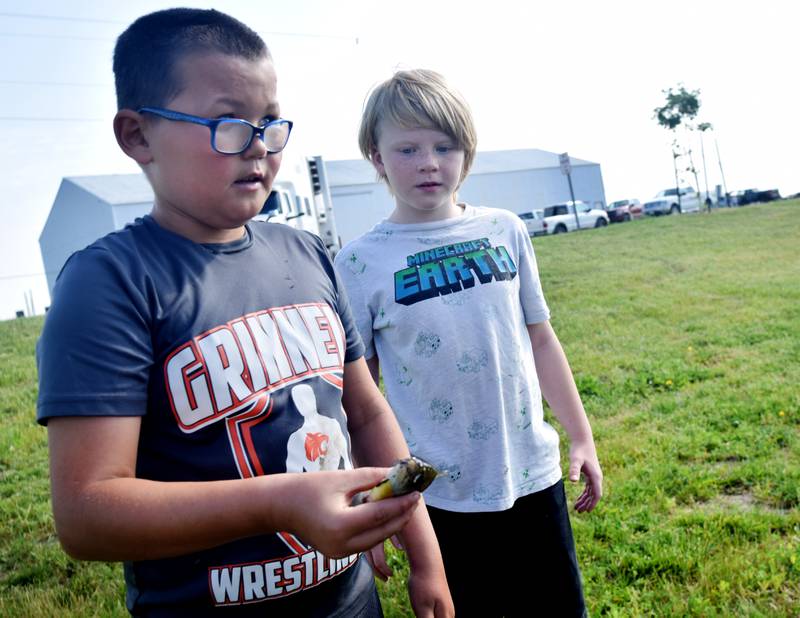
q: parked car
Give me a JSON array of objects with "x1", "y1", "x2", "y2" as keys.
[
  {"x1": 643, "y1": 187, "x2": 701, "y2": 216},
  {"x1": 517, "y1": 210, "x2": 548, "y2": 236},
  {"x1": 606, "y1": 198, "x2": 643, "y2": 222},
  {"x1": 542, "y1": 201, "x2": 609, "y2": 234},
  {"x1": 729, "y1": 188, "x2": 782, "y2": 206}
]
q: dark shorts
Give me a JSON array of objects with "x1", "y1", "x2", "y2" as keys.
[
  {"x1": 350, "y1": 584, "x2": 383, "y2": 618},
  {"x1": 427, "y1": 479, "x2": 586, "y2": 618}
]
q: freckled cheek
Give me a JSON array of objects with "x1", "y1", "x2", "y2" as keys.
[{"x1": 388, "y1": 158, "x2": 418, "y2": 181}]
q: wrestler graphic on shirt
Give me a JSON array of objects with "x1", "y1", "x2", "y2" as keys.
[{"x1": 285, "y1": 383, "x2": 350, "y2": 472}]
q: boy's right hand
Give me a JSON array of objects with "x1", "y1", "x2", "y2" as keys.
[{"x1": 274, "y1": 468, "x2": 420, "y2": 559}]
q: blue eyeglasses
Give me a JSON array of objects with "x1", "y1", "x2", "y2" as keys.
[{"x1": 138, "y1": 107, "x2": 293, "y2": 155}]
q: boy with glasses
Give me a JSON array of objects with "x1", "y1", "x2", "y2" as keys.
[
  {"x1": 36, "y1": 9, "x2": 451, "y2": 616},
  {"x1": 334, "y1": 69, "x2": 603, "y2": 616}
]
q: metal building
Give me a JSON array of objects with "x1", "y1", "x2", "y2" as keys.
[
  {"x1": 39, "y1": 175, "x2": 154, "y2": 296},
  {"x1": 39, "y1": 156, "x2": 336, "y2": 297},
  {"x1": 325, "y1": 148, "x2": 606, "y2": 245}
]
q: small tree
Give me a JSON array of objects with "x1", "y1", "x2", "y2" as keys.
[{"x1": 653, "y1": 85, "x2": 702, "y2": 210}]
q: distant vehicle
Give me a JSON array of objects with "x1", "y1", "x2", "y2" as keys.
[
  {"x1": 254, "y1": 155, "x2": 341, "y2": 257},
  {"x1": 729, "y1": 188, "x2": 782, "y2": 206},
  {"x1": 518, "y1": 210, "x2": 548, "y2": 236},
  {"x1": 606, "y1": 198, "x2": 643, "y2": 222},
  {"x1": 542, "y1": 201, "x2": 609, "y2": 234},
  {"x1": 643, "y1": 187, "x2": 701, "y2": 216}
]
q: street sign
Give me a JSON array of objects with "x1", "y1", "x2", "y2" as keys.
[
  {"x1": 559, "y1": 152, "x2": 580, "y2": 230},
  {"x1": 559, "y1": 152, "x2": 572, "y2": 176}
]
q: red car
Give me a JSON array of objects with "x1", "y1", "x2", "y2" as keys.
[{"x1": 606, "y1": 199, "x2": 643, "y2": 222}]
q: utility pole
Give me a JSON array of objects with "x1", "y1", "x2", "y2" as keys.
[
  {"x1": 673, "y1": 148, "x2": 682, "y2": 210},
  {"x1": 714, "y1": 135, "x2": 729, "y2": 206},
  {"x1": 698, "y1": 122, "x2": 713, "y2": 211}
]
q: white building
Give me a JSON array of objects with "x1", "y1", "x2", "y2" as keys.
[
  {"x1": 39, "y1": 174, "x2": 154, "y2": 295},
  {"x1": 40, "y1": 156, "x2": 335, "y2": 297},
  {"x1": 39, "y1": 149, "x2": 605, "y2": 297},
  {"x1": 326, "y1": 148, "x2": 606, "y2": 245}
]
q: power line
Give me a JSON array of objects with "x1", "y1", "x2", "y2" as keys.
[
  {"x1": 0, "y1": 31, "x2": 113, "y2": 41},
  {"x1": 0, "y1": 28, "x2": 356, "y2": 43},
  {"x1": 0, "y1": 116, "x2": 106, "y2": 122},
  {"x1": 0, "y1": 271, "x2": 48, "y2": 281},
  {"x1": 0, "y1": 12, "x2": 358, "y2": 42},
  {"x1": 0, "y1": 79, "x2": 110, "y2": 87},
  {"x1": 0, "y1": 11, "x2": 126, "y2": 24}
]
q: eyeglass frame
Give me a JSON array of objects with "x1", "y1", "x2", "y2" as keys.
[{"x1": 137, "y1": 107, "x2": 293, "y2": 155}]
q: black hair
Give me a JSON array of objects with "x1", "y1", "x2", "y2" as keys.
[{"x1": 113, "y1": 8, "x2": 269, "y2": 110}]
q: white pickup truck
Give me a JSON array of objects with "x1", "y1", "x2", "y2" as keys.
[
  {"x1": 643, "y1": 187, "x2": 701, "y2": 215},
  {"x1": 542, "y1": 201, "x2": 609, "y2": 234}
]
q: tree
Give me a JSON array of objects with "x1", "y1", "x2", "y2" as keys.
[{"x1": 653, "y1": 85, "x2": 703, "y2": 211}]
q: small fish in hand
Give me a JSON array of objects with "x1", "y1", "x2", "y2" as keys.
[{"x1": 351, "y1": 456, "x2": 439, "y2": 506}]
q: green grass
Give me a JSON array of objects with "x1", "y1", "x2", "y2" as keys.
[{"x1": 2, "y1": 202, "x2": 799, "y2": 616}]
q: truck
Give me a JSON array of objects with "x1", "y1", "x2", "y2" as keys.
[
  {"x1": 255, "y1": 155, "x2": 342, "y2": 257},
  {"x1": 729, "y1": 188, "x2": 782, "y2": 207},
  {"x1": 542, "y1": 201, "x2": 609, "y2": 234},
  {"x1": 643, "y1": 187, "x2": 701, "y2": 215}
]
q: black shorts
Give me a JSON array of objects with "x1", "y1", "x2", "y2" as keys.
[{"x1": 427, "y1": 479, "x2": 586, "y2": 618}]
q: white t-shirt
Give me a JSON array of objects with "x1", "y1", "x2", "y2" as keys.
[{"x1": 334, "y1": 205, "x2": 562, "y2": 512}]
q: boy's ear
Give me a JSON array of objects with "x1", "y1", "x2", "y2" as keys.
[
  {"x1": 371, "y1": 148, "x2": 386, "y2": 179},
  {"x1": 113, "y1": 110, "x2": 153, "y2": 164}
]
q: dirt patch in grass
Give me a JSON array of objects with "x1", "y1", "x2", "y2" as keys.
[{"x1": 687, "y1": 491, "x2": 789, "y2": 515}]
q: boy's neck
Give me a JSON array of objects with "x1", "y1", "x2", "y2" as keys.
[
  {"x1": 388, "y1": 201, "x2": 465, "y2": 224},
  {"x1": 151, "y1": 206, "x2": 247, "y2": 244}
]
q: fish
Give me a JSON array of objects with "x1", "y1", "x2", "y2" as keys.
[{"x1": 351, "y1": 456, "x2": 439, "y2": 506}]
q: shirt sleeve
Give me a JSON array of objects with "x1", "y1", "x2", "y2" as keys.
[
  {"x1": 333, "y1": 244, "x2": 376, "y2": 360},
  {"x1": 306, "y1": 232, "x2": 365, "y2": 363},
  {"x1": 512, "y1": 215, "x2": 551, "y2": 325},
  {"x1": 36, "y1": 246, "x2": 153, "y2": 424}
]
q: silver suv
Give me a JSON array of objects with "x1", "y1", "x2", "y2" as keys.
[{"x1": 644, "y1": 187, "x2": 701, "y2": 215}]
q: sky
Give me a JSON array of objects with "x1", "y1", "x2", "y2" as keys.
[{"x1": 0, "y1": 0, "x2": 798, "y2": 320}]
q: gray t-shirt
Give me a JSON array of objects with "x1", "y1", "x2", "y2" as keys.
[
  {"x1": 335, "y1": 205, "x2": 562, "y2": 513},
  {"x1": 37, "y1": 215, "x2": 375, "y2": 616}
]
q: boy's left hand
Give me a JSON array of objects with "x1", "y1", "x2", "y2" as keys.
[
  {"x1": 366, "y1": 538, "x2": 453, "y2": 617},
  {"x1": 568, "y1": 440, "x2": 603, "y2": 512},
  {"x1": 364, "y1": 536, "x2": 402, "y2": 581},
  {"x1": 407, "y1": 563, "x2": 454, "y2": 618}
]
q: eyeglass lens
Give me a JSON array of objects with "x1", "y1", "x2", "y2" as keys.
[{"x1": 214, "y1": 120, "x2": 290, "y2": 154}]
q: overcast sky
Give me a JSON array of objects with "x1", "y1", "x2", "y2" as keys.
[{"x1": 1, "y1": 0, "x2": 798, "y2": 320}]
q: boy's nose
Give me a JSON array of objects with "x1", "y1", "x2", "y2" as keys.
[
  {"x1": 418, "y1": 151, "x2": 439, "y2": 172},
  {"x1": 243, "y1": 133, "x2": 268, "y2": 159}
]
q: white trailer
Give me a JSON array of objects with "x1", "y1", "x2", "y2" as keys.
[{"x1": 255, "y1": 155, "x2": 341, "y2": 257}]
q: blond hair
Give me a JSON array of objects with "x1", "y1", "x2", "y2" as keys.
[{"x1": 358, "y1": 69, "x2": 477, "y2": 187}]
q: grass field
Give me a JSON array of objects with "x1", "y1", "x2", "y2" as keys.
[{"x1": 1, "y1": 201, "x2": 798, "y2": 616}]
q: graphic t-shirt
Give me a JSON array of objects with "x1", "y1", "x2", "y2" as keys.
[
  {"x1": 335, "y1": 205, "x2": 562, "y2": 513},
  {"x1": 37, "y1": 216, "x2": 375, "y2": 616}
]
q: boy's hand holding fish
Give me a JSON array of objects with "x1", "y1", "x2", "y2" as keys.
[{"x1": 351, "y1": 457, "x2": 440, "y2": 506}]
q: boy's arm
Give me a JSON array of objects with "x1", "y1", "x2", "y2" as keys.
[
  {"x1": 342, "y1": 357, "x2": 453, "y2": 618},
  {"x1": 47, "y1": 415, "x2": 420, "y2": 561},
  {"x1": 365, "y1": 354, "x2": 381, "y2": 385},
  {"x1": 528, "y1": 321, "x2": 603, "y2": 512}
]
